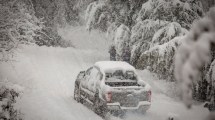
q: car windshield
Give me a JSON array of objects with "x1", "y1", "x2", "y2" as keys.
[{"x1": 105, "y1": 70, "x2": 137, "y2": 80}]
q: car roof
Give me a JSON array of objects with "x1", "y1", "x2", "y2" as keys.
[{"x1": 94, "y1": 61, "x2": 135, "y2": 73}]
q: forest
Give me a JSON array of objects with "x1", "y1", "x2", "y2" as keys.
[{"x1": 0, "y1": 0, "x2": 215, "y2": 120}]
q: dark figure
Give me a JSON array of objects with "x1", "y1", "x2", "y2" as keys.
[
  {"x1": 109, "y1": 45, "x2": 116, "y2": 61},
  {"x1": 122, "y1": 46, "x2": 131, "y2": 63},
  {"x1": 200, "y1": 79, "x2": 208, "y2": 100}
]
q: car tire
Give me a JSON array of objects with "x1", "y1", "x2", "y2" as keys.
[
  {"x1": 93, "y1": 95, "x2": 100, "y2": 114},
  {"x1": 74, "y1": 85, "x2": 79, "y2": 101},
  {"x1": 74, "y1": 84, "x2": 84, "y2": 104},
  {"x1": 78, "y1": 85, "x2": 84, "y2": 104},
  {"x1": 93, "y1": 95, "x2": 106, "y2": 117}
]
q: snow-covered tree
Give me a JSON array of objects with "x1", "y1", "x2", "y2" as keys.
[
  {"x1": 85, "y1": 1, "x2": 108, "y2": 32},
  {"x1": 130, "y1": 20, "x2": 168, "y2": 65},
  {"x1": 150, "y1": 22, "x2": 187, "y2": 47},
  {"x1": 114, "y1": 24, "x2": 130, "y2": 61},
  {"x1": 85, "y1": 0, "x2": 147, "y2": 32},
  {"x1": 175, "y1": 7, "x2": 215, "y2": 110},
  {"x1": 128, "y1": 0, "x2": 203, "y2": 79},
  {"x1": 130, "y1": 19, "x2": 188, "y2": 69},
  {"x1": 138, "y1": 0, "x2": 204, "y2": 29},
  {"x1": 0, "y1": 1, "x2": 44, "y2": 60},
  {"x1": 139, "y1": 36, "x2": 185, "y2": 80}
]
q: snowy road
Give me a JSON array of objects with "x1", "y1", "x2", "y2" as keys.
[{"x1": 0, "y1": 45, "x2": 209, "y2": 120}]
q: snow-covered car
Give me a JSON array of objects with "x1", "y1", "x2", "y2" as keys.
[{"x1": 74, "y1": 61, "x2": 151, "y2": 115}]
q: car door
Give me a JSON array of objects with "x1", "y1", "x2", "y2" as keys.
[
  {"x1": 81, "y1": 67, "x2": 92, "y2": 90},
  {"x1": 87, "y1": 67, "x2": 99, "y2": 93},
  {"x1": 95, "y1": 68, "x2": 104, "y2": 99},
  {"x1": 88, "y1": 67, "x2": 105, "y2": 100}
]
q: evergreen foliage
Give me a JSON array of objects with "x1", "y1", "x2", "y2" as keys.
[{"x1": 0, "y1": 0, "x2": 43, "y2": 60}]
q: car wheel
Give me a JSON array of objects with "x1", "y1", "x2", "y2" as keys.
[
  {"x1": 93, "y1": 95, "x2": 102, "y2": 114},
  {"x1": 74, "y1": 84, "x2": 84, "y2": 104},
  {"x1": 93, "y1": 96, "x2": 100, "y2": 113},
  {"x1": 74, "y1": 85, "x2": 79, "y2": 101},
  {"x1": 78, "y1": 85, "x2": 84, "y2": 104},
  {"x1": 93, "y1": 95, "x2": 107, "y2": 117}
]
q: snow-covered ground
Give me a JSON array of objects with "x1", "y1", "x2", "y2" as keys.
[
  {"x1": 0, "y1": 45, "x2": 107, "y2": 120},
  {"x1": 0, "y1": 27, "x2": 210, "y2": 120}
]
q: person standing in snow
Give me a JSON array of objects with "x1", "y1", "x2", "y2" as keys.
[
  {"x1": 122, "y1": 46, "x2": 131, "y2": 64},
  {"x1": 109, "y1": 45, "x2": 116, "y2": 61}
]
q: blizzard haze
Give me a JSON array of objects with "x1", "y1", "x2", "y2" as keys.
[
  {"x1": 58, "y1": 26, "x2": 110, "y2": 51},
  {"x1": 0, "y1": 0, "x2": 214, "y2": 120}
]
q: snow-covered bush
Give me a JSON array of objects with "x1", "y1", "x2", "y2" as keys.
[
  {"x1": 0, "y1": 81, "x2": 23, "y2": 120},
  {"x1": 175, "y1": 7, "x2": 215, "y2": 109}
]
